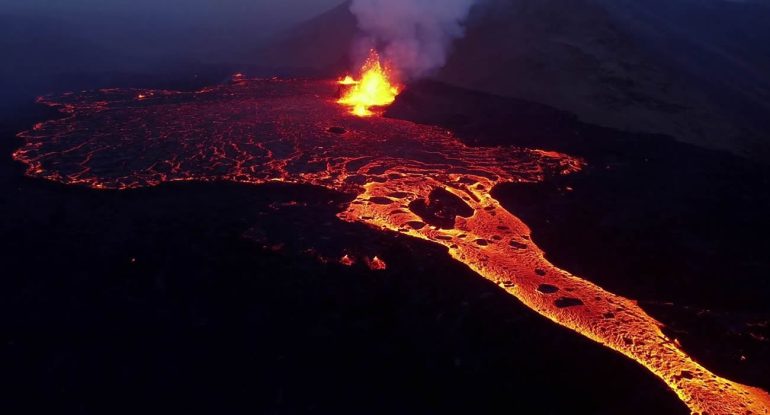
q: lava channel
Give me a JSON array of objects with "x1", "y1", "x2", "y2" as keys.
[{"x1": 14, "y1": 78, "x2": 770, "y2": 415}]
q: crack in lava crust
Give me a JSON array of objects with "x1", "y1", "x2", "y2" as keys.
[{"x1": 15, "y1": 79, "x2": 770, "y2": 415}]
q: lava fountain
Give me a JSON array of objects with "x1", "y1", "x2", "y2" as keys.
[{"x1": 338, "y1": 49, "x2": 400, "y2": 117}]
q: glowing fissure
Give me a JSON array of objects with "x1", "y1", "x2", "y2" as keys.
[
  {"x1": 15, "y1": 79, "x2": 770, "y2": 415},
  {"x1": 338, "y1": 49, "x2": 400, "y2": 117}
]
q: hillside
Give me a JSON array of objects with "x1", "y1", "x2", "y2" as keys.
[{"x1": 260, "y1": 0, "x2": 770, "y2": 159}]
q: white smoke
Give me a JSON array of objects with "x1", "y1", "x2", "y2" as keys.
[{"x1": 349, "y1": 0, "x2": 478, "y2": 80}]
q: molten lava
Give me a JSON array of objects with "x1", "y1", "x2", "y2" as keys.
[
  {"x1": 338, "y1": 49, "x2": 400, "y2": 117},
  {"x1": 14, "y1": 79, "x2": 770, "y2": 415}
]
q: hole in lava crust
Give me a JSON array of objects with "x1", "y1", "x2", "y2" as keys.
[
  {"x1": 537, "y1": 284, "x2": 560, "y2": 294},
  {"x1": 408, "y1": 187, "x2": 475, "y2": 230},
  {"x1": 327, "y1": 126, "x2": 347, "y2": 134},
  {"x1": 555, "y1": 297, "x2": 585, "y2": 308}
]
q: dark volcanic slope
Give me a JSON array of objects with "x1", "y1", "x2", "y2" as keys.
[
  {"x1": 258, "y1": 2, "x2": 356, "y2": 77},
  {"x1": 262, "y1": 0, "x2": 770, "y2": 160}
]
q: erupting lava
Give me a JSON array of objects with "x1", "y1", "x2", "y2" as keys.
[
  {"x1": 338, "y1": 49, "x2": 400, "y2": 117},
  {"x1": 14, "y1": 78, "x2": 770, "y2": 415}
]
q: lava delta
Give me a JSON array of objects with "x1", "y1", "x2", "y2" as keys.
[{"x1": 15, "y1": 77, "x2": 770, "y2": 415}]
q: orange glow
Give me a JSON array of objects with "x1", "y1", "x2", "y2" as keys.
[
  {"x1": 340, "y1": 255, "x2": 355, "y2": 266},
  {"x1": 367, "y1": 256, "x2": 387, "y2": 271},
  {"x1": 338, "y1": 50, "x2": 400, "y2": 117}
]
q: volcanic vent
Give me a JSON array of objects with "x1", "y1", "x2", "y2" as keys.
[{"x1": 337, "y1": 49, "x2": 400, "y2": 117}]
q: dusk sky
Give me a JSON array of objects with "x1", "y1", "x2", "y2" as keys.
[
  {"x1": 2, "y1": 0, "x2": 345, "y2": 26},
  {"x1": 0, "y1": 0, "x2": 347, "y2": 110}
]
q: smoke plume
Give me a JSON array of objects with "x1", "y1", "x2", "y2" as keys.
[{"x1": 349, "y1": 0, "x2": 478, "y2": 80}]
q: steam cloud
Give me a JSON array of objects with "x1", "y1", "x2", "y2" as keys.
[{"x1": 350, "y1": 0, "x2": 478, "y2": 80}]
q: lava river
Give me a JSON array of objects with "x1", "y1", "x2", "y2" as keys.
[{"x1": 14, "y1": 78, "x2": 770, "y2": 415}]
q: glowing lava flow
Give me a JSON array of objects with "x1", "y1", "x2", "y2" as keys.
[
  {"x1": 14, "y1": 79, "x2": 770, "y2": 415},
  {"x1": 337, "y1": 49, "x2": 400, "y2": 117}
]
